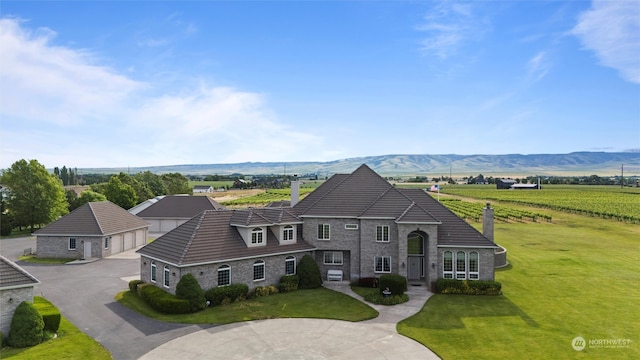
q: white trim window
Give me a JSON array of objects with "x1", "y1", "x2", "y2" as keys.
[
  {"x1": 469, "y1": 252, "x2": 479, "y2": 280},
  {"x1": 283, "y1": 225, "x2": 295, "y2": 241},
  {"x1": 376, "y1": 225, "x2": 390, "y2": 242},
  {"x1": 163, "y1": 265, "x2": 170, "y2": 288},
  {"x1": 150, "y1": 261, "x2": 157, "y2": 283},
  {"x1": 345, "y1": 224, "x2": 358, "y2": 230},
  {"x1": 318, "y1": 224, "x2": 330, "y2": 240},
  {"x1": 456, "y1": 251, "x2": 467, "y2": 279},
  {"x1": 285, "y1": 256, "x2": 296, "y2": 275},
  {"x1": 443, "y1": 251, "x2": 453, "y2": 279},
  {"x1": 104, "y1": 237, "x2": 110, "y2": 249},
  {"x1": 374, "y1": 256, "x2": 391, "y2": 273},
  {"x1": 251, "y1": 227, "x2": 264, "y2": 244},
  {"x1": 323, "y1": 251, "x2": 343, "y2": 265},
  {"x1": 218, "y1": 265, "x2": 231, "y2": 286},
  {"x1": 253, "y1": 260, "x2": 265, "y2": 281},
  {"x1": 68, "y1": 237, "x2": 77, "y2": 250}
]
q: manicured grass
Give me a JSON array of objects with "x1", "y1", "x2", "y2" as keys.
[
  {"x1": 0, "y1": 308, "x2": 111, "y2": 360},
  {"x1": 116, "y1": 287, "x2": 378, "y2": 324},
  {"x1": 17, "y1": 255, "x2": 74, "y2": 264},
  {"x1": 398, "y1": 209, "x2": 640, "y2": 359}
]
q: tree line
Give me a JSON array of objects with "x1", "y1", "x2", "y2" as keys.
[{"x1": 1, "y1": 159, "x2": 191, "y2": 236}]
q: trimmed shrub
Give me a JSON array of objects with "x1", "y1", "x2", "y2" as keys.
[
  {"x1": 436, "y1": 278, "x2": 502, "y2": 295},
  {"x1": 379, "y1": 274, "x2": 407, "y2": 296},
  {"x1": 175, "y1": 273, "x2": 206, "y2": 312},
  {"x1": 297, "y1": 254, "x2": 322, "y2": 289},
  {"x1": 364, "y1": 292, "x2": 410, "y2": 305},
  {"x1": 254, "y1": 285, "x2": 279, "y2": 297},
  {"x1": 205, "y1": 284, "x2": 249, "y2": 306},
  {"x1": 358, "y1": 277, "x2": 379, "y2": 288},
  {"x1": 129, "y1": 279, "x2": 144, "y2": 293},
  {"x1": 278, "y1": 275, "x2": 299, "y2": 293},
  {"x1": 33, "y1": 297, "x2": 61, "y2": 333},
  {"x1": 138, "y1": 284, "x2": 191, "y2": 314},
  {"x1": 8, "y1": 301, "x2": 44, "y2": 348}
]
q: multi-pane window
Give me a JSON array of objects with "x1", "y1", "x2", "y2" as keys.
[
  {"x1": 469, "y1": 252, "x2": 479, "y2": 280},
  {"x1": 163, "y1": 265, "x2": 170, "y2": 288},
  {"x1": 104, "y1": 237, "x2": 109, "y2": 249},
  {"x1": 150, "y1": 261, "x2": 157, "y2": 282},
  {"x1": 69, "y1": 237, "x2": 77, "y2": 250},
  {"x1": 283, "y1": 225, "x2": 294, "y2": 241},
  {"x1": 285, "y1": 256, "x2": 296, "y2": 275},
  {"x1": 345, "y1": 224, "x2": 358, "y2": 230},
  {"x1": 251, "y1": 227, "x2": 264, "y2": 244},
  {"x1": 218, "y1": 265, "x2": 231, "y2": 286},
  {"x1": 443, "y1": 251, "x2": 453, "y2": 279},
  {"x1": 456, "y1": 252, "x2": 467, "y2": 279},
  {"x1": 253, "y1": 260, "x2": 265, "y2": 281},
  {"x1": 318, "y1": 224, "x2": 330, "y2": 240},
  {"x1": 374, "y1": 256, "x2": 391, "y2": 273},
  {"x1": 376, "y1": 225, "x2": 390, "y2": 242},
  {"x1": 323, "y1": 251, "x2": 343, "y2": 265}
]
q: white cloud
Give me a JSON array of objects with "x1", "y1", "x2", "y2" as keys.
[
  {"x1": 416, "y1": 1, "x2": 489, "y2": 59},
  {"x1": 571, "y1": 0, "x2": 640, "y2": 84},
  {"x1": 0, "y1": 18, "x2": 325, "y2": 168},
  {"x1": 526, "y1": 51, "x2": 550, "y2": 83}
]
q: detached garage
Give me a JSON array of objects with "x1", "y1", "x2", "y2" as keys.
[
  {"x1": 34, "y1": 201, "x2": 149, "y2": 259},
  {"x1": 134, "y1": 195, "x2": 225, "y2": 235}
]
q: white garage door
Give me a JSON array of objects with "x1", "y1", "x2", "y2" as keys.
[
  {"x1": 111, "y1": 235, "x2": 122, "y2": 253},
  {"x1": 124, "y1": 232, "x2": 134, "y2": 250}
]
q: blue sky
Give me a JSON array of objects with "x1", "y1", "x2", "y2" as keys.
[{"x1": 1, "y1": 0, "x2": 639, "y2": 168}]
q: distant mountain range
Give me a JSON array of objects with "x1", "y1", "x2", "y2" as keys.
[{"x1": 79, "y1": 151, "x2": 640, "y2": 177}]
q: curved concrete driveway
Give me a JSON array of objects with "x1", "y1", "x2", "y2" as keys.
[{"x1": 139, "y1": 318, "x2": 437, "y2": 360}]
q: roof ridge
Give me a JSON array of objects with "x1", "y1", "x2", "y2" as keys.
[
  {"x1": 397, "y1": 189, "x2": 441, "y2": 222},
  {"x1": 179, "y1": 211, "x2": 207, "y2": 264},
  {"x1": 357, "y1": 185, "x2": 395, "y2": 217},
  {"x1": 88, "y1": 202, "x2": 106, "y2": 235},
  {"x1": 296, "y1": 170, "x2": 352, "y2": 214},
  {"x1": 397, "y1": 201, "x2": 417, "y2": 220}
]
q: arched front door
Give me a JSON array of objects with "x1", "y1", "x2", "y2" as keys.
[{"x1": 407, "y1": 232, "x2": 426, "y2": 280}]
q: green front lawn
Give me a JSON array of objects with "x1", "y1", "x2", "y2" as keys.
[
  {"x1": 18, "y1": 255, "x2": 74, "y2": 264},
  {"x1": 399, "y1": 209, "x2": 640, "y2": 359},
  {"x1": 116, "y1": 287, "x2": 378, "y2": 324},
  {"x1": 0, "y1": 314, "x2": 111, "y2": 359}
]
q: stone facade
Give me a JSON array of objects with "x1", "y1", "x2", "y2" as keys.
[
  {"x1": 36, "y1": 229, "x2": 147, "y2": 259},
  {"x1": 0, "y1": 287, "x2": 34, "y2": 335},
  {"x1": 140, "y1": 251, "x2": 314, "y2": 294},
  {"x1": 436, "y1": 247, "x2": 495, "y2": 281}
]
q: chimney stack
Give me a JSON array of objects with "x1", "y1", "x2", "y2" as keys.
[
  {"x1": 482, "y1": 202, "x2": 494, "y2": 242},
  {"x1": 291, "y1": 175, "x2": 300, "y2": 207}
]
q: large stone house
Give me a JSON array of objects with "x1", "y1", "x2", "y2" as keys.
[
  {"x1": 34, "y1": 201, "x2": 149, "y2": 259},
  {"x1": 137, "y1": 165, "x2": 497, "y2": 294},
  {"x1": 0, "y1": 255, "x2": 40, "y2": 335}
]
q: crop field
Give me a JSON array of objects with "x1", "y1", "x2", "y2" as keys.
[
  {"x1": 439, "y1": 185, "x2": 640, "y2": 223},
  {"x1": 219, "y1": 188, "x2": 314, "y2": 206},
  {"x1": 440, "y1": 198, "x2": 552, "y2": 223}
]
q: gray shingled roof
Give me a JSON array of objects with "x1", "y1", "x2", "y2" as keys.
[
  {"x1": 294, "y1": 164, "x2": 495, "y2": 248},
  {"x1": 135, "y1": 195, "x2": 225, "y2": 218},
  {"x1": 33, "y1": 201, "x2": 149, "y2": 236},
  {"x1": 0, "y1": 255, "x2": 40, "y2": 289},
  {"x1": 230, "y1": 207, "x2": 302, "y2": 227},
  {"x1": 137, "y1": 210, "x2": 314, "y2": 266},
  {"x1": 400, "y1": 189, "x2": 496, "y2": 247}
]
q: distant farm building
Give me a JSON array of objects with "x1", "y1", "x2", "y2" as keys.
[
  {"x1": 511, "y1": 184, "x2": 540, "y2": 190},
  {"x1": 496, "y1": 179, "x2": 516, "y2": 189},
  {"x1": 193, "y1": 185, "x2": 214, "y2": 193}
]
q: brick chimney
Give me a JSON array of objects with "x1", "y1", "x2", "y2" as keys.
[
  {"x1": 482, "y1": 202, "x2": 494, "y2": 241},
  {"x1": 291, "y1": 175, "x2": 300, "y2": 207}
]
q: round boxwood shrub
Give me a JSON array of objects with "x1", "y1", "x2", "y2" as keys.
[
  {"x1": 205, "y1": 284, "x2": 249, "y2": 306},
  {"x1": 278, "y1": 275, "x2": 299, "y2": 293},
  {"x1": 297, "y1": 255, "x2": 322, "y2": 289},
  {"x1": 379, "y1": 274, "x2": 407, "y2": 296},
  {"x1": 8, "y1": 301, "x2": 44, "y2": 348},
  {"x1": 175, "y1": 273, "x2": 206, "y2": 312},
  {"x1": 129, "y1": 279, "x2": 145, "y2": 293}
]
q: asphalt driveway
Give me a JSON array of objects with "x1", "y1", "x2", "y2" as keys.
[{"x1": 1, "y1": 236, "x2": 207, "y2": 360}]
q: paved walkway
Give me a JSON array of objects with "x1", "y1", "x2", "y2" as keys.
[{"x1": 138, "y1": 283, "x2": 440, "y2": 360}]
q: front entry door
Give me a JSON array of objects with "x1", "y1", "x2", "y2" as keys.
[
  {"x1": 408, "y1": 256, "x2": 422, "y2": 280},
  {"x1": 83, "y1": 241, "x2": 92, "y2": 259}
]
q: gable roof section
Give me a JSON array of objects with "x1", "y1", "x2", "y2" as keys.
[
  {"x1": 0, "y1": 255, "x2": 40, "y2": 290},
  {"x1": 400, "y1": 189, "x2": 497, "y2": 248},
  {"x1": 137, "y1": 210, "x2": 314, "y2": 267},
  {"x1": 33, "y1": 201, "x2": 149, "y2": 236},
  {"x1": 136, "y1": 195, "x2": 225, "y2": 218}
]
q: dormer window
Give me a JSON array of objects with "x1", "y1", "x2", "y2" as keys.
[
  {"x1": 251, "y1": 227, "x2": 264, "y2": 244},
  {"x1": 283, "y1": 225, "x2": 294, "y2": 241}
]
